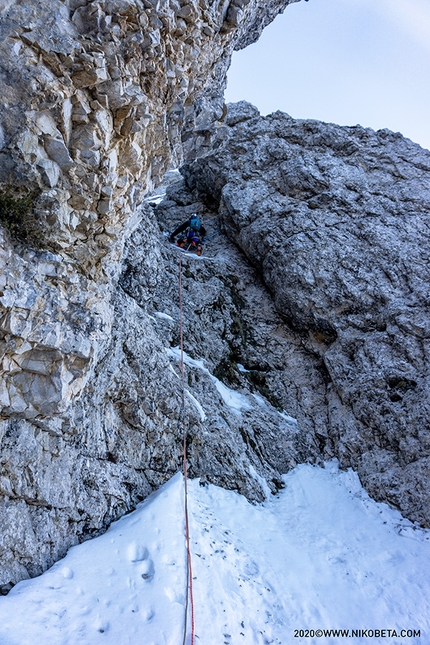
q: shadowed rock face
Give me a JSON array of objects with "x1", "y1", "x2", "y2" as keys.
[
  {"x1": 0, "y1": 1, "x2": 304, "y2": 587},
  {"x1": 0, "y1": 0, "x2": 299, "y2": 421},
  {"x1": 181, "y1": 102, "x2": 430, "y2": 526},
  {"x1": 0, "y1": 184, "x2": 324, "y2": 589}
]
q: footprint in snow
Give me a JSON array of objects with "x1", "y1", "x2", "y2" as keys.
[
  {"x1": 95, "y1": 618, "x2": 110, "y2": 633},
  {"x1": 244, "y1": 560, "x2": 259, "y2": 577},
  {"x1": 61, "y1": 567, "x2": 74, "y2": 579},
  {"x1": 142, "y1": 607, "x2": 155, "y2": 622},
  {"x1": 138, "y1": 558, "x2": 155, "y2": 581},
  {"x1": 127, "y1": 542, "x2": 149, "y2": 562},
  {"x1": 164, "y1": 587, "x2": 185, "y2": 604}
]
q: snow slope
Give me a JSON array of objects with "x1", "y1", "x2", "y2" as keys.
[{"x1": 0, "y1": 463, "x2": 429, "y2": 645}]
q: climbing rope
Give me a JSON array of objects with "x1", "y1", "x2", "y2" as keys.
[{"x1": 178, "y1": 257, "x2": 195, "y2": 645}]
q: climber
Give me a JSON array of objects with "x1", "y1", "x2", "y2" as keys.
[{"x1": 169, "y1": 214, "x2": 206, "y2": 256}]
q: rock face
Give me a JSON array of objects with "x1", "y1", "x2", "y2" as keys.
[
  {"x1": 1, "y1": 0, "x2": 429, "y2": 590},
  {"x1": 0, "y1": 0, "x2": 298, "y2": 257},
  {"x1": 0, "y1": 170, "x2": 324, "y2": 589},
  {"x1": 0, "y1": 0, "x2": 299, "y2": 420},
  {"x1": 0, "y1": 0, "x2": 303, "y2": 587},
  {"x1": 181, "y1": 101, "x2": 430, "y2": 526}
]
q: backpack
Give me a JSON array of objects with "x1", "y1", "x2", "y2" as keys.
[{"x1": 189, "y1": 215, "x2": 201, "y2": 232}]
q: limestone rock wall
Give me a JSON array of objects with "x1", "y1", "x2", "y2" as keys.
[
  {"x1": 2, "y1": 0, "x2": 429, "y2": 591},
  {"x1": 0, "y1": 0, "x2": 298, "y2": 420},
  {"x1": 0, "y1": 1, "x2": 302, "y2": 587},
  {"x1": 181, "y1": 102, "x2": 430, "y2": 526},
  {"x1": 0, "y1": 189, "x2": 322, "y2": 588}
]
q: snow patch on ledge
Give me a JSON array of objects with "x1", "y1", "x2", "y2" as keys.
[
  {"x1": 252, "y1": 392, "x2": 298, "y2": 428},
  {"x1": 185, "y1": 389, "x2": 206, "y2": 421},
  {"x1": 166, "y1": 346, "x2": 252, "y2": 413},
  {"x1": 153, "y1": 311, "x2": 174, "y2": 322}
]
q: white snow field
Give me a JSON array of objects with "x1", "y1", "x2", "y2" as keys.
[{"x1": 0, "y1": 462, "x2": 429, "y2": 645}]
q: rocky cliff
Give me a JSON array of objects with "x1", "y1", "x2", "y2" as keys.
[
  {"x1": 1, "y1": 0, "x2": 429, "y2": 592},
  {"x1": 181, "y1": 101, "x2": 430, "y2": 527},
  {"x1": 0, "y1": 0, "x2": 298, "y2": 422},
  {"x1": 0, "y1": 0, "x2": 301, "y2": 588}
]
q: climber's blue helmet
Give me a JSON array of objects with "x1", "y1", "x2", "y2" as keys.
[{"x1": 189, "y1": 214, "x2": 201, "y2": 231}]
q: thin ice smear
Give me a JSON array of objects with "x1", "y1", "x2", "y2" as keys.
[{"x1": 252, "y1": 392, "x2": 298, "y2": 428}]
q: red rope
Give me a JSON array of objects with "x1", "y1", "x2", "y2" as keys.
[
  {"x1": 183, "y1": 438, "x2": 195, "y2": 645},
  {"x1": 179, "y1": 258, "x2": 195, "y2": 645}
]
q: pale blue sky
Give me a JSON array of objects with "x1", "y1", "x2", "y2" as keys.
[{"x1": 225, "y1": 0, "x2": 430, "y2": 150}]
